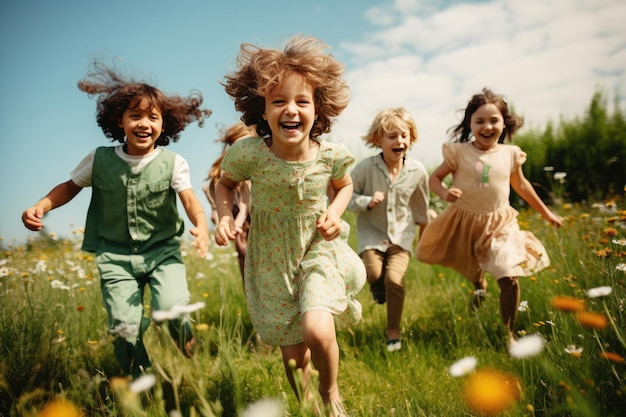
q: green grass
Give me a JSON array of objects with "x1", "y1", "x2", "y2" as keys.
[{"x1": 1, "y1": 202, "x2": 625, "y2": 416}]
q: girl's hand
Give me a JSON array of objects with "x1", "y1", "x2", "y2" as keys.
[
  {"x1": 215, "y1": 216, "x2": 237, "y2": 246},
  {"x1": 189, "y1": 227, "x2": 209, "y2": 258},
  {"x1": 544, "y1": 211, "x2": 564, "y2": 228},
  {"x1": 316, "y1": 211, "x2": 341, "y2": 241},
  {"x1": 445, "y1": 187, "x2": 463, "y2": 203},
  {"x1": 22, "y1": 206, "x2": 45, "y2": 231}
]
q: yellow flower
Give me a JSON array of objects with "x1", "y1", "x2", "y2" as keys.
[
  {"x1": 604, "y1": 227, "x2": 618, "y2": 238},
  {"x1": 552, "y1": 296, "x2": 586, "y2": 312},
  {"x1": 195, "y1": 323, "x2": 210, "y2": 332},
  {"x1": 600, "y1": 352, "x2": 625, "y2": 363},
  {"x1": 462, "y1": 368, "x2": 520, "y2": 416},
  {"x1": 38, "y1": 399, "x2": 83, "y2": 417},
  {"x1": 576, "y1": 311, "x2": 609, "y2": 329}
]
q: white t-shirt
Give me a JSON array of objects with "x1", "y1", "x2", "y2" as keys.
[{"x1": 70, "y1": 145, "x2": 192, "y2": 193}]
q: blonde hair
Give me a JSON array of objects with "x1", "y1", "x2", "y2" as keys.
[
  {"x1": 207, "y1": 122, "x2": 256, "y2": 183},
  {"x1": 223, "y1": 34, "x2": 349, "y2": 139},
  {"x1": 362, "y1": 108, "x2": 418, "y2": 149}
]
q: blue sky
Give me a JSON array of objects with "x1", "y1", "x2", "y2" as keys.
[{"x1": 1, "y1": 0, "x2": 624, "y2": 244}]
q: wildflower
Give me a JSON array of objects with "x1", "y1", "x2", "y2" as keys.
[
  {"x1": 596, "y1": 248, "x2": 612, "y2": 258},
  {"x1": 599, "y1": 352, "x2": 625, "y2": 363},
  {"x1": 39, "y1": 399, "x2": 82, "y2": 417},
  {"x1": 617, "y1": 263, "x2": 626, "y2": 272},
  {"x1": 586, "y1": 286, "x2": 612, "y2": 298},
  {"x1": 109, "y1": 323, "x2": 139, "y2": 341},
  {"x1": 565, "y1": 345, "x2": 583, "y2": 358},
  {"x1": 554, "y1": 172, "x2": 567, "y2": 183},
  {"x1": 242, "y1": 397, "x2": 285, "y2": 417},
  {"x1": 34, "y1": 259, "x2": 47, "y2": 272},
  {"x1": 129, "y1": 374, "x2": 156, "y2": 393},
  {"x1": 543, "y1": 166, "x2": 554, "y2": 172},
  {"x1": 605, "y1": 228, "x2": 618, "y2": 238},
  {"x1": 195, "y1": 323, "x2": 210, "y2": 332},
  {"x1": 449, "y1": 356, "x2": 477, "y2": 377},
  {"x1": 576, "y1": 311, "x2": 609, "y2": 329},
  {"x1": 613, "y1": 238, "x2": 626, "y2": 246},
  {"x1": 462, "y1": 368, "x2": 520, "y2": 416},
  {"x1": 152, "y1": 301, "x2": 206, "y2": 322},
  {"x1": 509, "y1": 333, "x2": 545, "y2": 359},
  {"x1": 50, "y1": 279, "x2": 70, "y2": 290},
  {"x1": 518, "y1": 300, "x2": 529, "y2": 312},
  {"x1": 76, "y1": 305, "x2": 85, "y2": 312},
  {"x1": 552, "y1": 296, "x2": 586, "y2": 312}
]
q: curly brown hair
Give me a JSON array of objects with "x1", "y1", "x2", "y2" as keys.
[
  {"x1": 362, "y1": 107, "x2": 419, "y2": 149},
  {"x1": 448, "y1": 87, "x2": 523, "y2": 144},
  {"x1": 222, "y1": 34, "x2": 349, "y2": 139},
  {"x1": 78, "y1": 60, "x2": 212, "y2": 146}
]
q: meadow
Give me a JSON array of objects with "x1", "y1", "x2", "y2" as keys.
[{"x1": 1, "y1": 200, "x2": 625, "y2": 417}]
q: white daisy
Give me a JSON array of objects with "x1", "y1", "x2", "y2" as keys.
[
  {"x1": 586, "y1": 286, "x2": 613, "y2": 298},
  {"x1": 509, "y1": 334, "x2": 545, "y2": 359},
  {"x1": 448, "y1": 356, "x2": 478, "y2": 377}
]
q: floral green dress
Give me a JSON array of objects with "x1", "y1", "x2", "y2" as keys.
[{"x1": 221, "y1": 137, "x2": 366, "y2": 346}]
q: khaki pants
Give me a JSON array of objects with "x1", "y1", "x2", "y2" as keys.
[{"x1": 360, "y1": 245, "x2": 410, "y2": 332}]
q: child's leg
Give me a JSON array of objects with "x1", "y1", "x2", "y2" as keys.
[
  {"x1": 279, "y1": 342, "x2": 314, "y2": 404},
  {"x1": 97, "y1": 255, "x2": 149, "y2": 377},
  {"x1": 360, "y1": 249, "x2": 385, "y2": 304},
  {"x1": 470, "y1": 271, "x2": 488, "y2": 310},
  {"x1": 497, "y1": 276, "x2": 520, "y2": 341},
  {"x1": 150, "y1": 257, "x2": 195, "y2": 356},
  {"x1": 383, "y1": 246, "x2": 410, "y2": 345},
  {"x1": 301, "y1": 310, "x2": 341, "y2": 406}
]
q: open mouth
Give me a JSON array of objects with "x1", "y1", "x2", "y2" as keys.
[
  {"x1": 280, "y1": 122, "x2": 301, "y2": 130},
  {"x1": 135, "y1": 132, "x2": 152, "y2": 138}
]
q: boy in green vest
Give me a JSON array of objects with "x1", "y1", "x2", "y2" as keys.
[{"x1": 21, "y1": 61, "x2": 211, "y2": 378}]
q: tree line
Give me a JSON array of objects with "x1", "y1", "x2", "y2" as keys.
[{"x1": 515, "y1": 90, "x2": 626, "y2": 204}]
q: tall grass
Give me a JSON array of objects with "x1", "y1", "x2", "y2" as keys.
[{"x1": 0, "y1": 201, "x2": 625, "y2": 416}]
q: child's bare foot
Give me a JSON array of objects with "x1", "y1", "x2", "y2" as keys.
[
  {"x1": 327, "y1": 398, "x2": 348, "y2": 417},
  {"x1": 184, "y1": 337, "x2": 196, "y2": 358}
]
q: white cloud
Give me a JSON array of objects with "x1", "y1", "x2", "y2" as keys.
[{"x1": 333, "y1": 0, "x2": 626, "y2": 168}]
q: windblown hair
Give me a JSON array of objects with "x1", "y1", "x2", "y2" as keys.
[
  {"x1": 448, "y1": 87, "x2": 523, "y2": 143},
  {"x1": 222, "y1": 34, "x2": 349, "y2": 139},
  {"x1": 78, "y1": 60, "x2": 212, "y2": 146},
  {"x1": 206, "y1": 122, "x2": 256, "y2": 183},
  {"x1": 362, "y1": 107, "x2": 419, "y2": 149}
]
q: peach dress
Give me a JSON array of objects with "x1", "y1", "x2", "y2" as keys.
[{"x1": 416, "y1": 142, "x2": 549, "y2": 283}]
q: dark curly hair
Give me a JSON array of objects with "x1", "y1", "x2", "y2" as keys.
[
  {"x1": 448, "y1": 87, "x2": 523, "y2": 144},
  {"x1": 222, "y1": 34, "x2": 349, "y2": 139},
  {"x1": 78, "y1": 60, "x2": 212, "y2": 146}
]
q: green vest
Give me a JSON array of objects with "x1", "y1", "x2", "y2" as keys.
[{"x1": 82, "y1": 147, "x2": 184, "y2": 253}]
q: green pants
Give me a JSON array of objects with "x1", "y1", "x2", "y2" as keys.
[{"x1": 96, "y1": 244, "x2": 192, "y2": 377}]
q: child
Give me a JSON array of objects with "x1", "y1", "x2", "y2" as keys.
[
  {"x1": 415, "y1": 88, "x2": 563, "y2": 344},
  {"x1": 215, "y1": 35, "x2": 366, "y2": 416},
  {"x1": 348, "y1": 108, "x2": 430, "y2": 352},
  {"x1": 21, "y1": 61, "x2": 211, "y2": 378},
  {"x1": 203, "y1": 122, "x2": 256, "y2": 280}
]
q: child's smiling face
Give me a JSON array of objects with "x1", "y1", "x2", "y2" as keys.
[
  {"x1": 377, "y1": 126, "x2": 411, "y2": 166},
  {"x1": 263, "y1": 71, "x2": 317, "y2": 160},
  {"x1": 118, "y1": 98, "x2": 164, "y2": 155},
  {"x1": 469, "y1": 103, "x2": 504, "y2": 151}
]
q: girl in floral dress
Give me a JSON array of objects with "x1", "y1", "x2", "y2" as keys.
[{"x1": 214, "y1": 35, "x2": 365, "y2": 416}]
